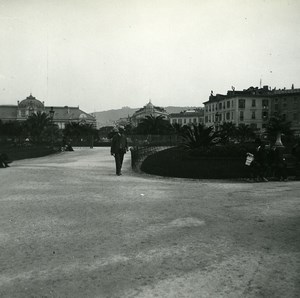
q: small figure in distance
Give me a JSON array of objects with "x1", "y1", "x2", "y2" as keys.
[
  {"x1": 65, "y1": 142, "x2": 74, "y2": 152},
  {"x1": 110, "y1": 126, "x2": 128, "y2": 176}
]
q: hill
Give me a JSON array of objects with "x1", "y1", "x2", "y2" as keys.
[{"x1": 92, "y1": 106, "x2": 199, "y2": 127}]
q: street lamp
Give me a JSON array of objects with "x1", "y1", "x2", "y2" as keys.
[{"x1": 49, "y1": 107, "x2": 55, "y2": 148}]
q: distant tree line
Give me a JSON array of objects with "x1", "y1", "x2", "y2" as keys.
[{"x1": 0, "y1": 112, "x2": 296, "y2": 149}]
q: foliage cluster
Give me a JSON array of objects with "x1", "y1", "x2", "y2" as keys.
[{"x1": 0, "y1": 112, "x2": 97, "y2": 147}]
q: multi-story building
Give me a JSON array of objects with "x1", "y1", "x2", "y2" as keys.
[
  {"x1": 169, "y1": 108, "x2": 204, "y2": 126},
  {"x1": 130, "y1": 100, "x2": 169, "y2": 127},
  {"x1": 0, "y1": 94, "x2": 96, "y2": 129},
  {"x1": 271, "y1": 87, "x2": 300, "y2": 135},
  {"x1": 203, "y1": 85, "x2": 300, "y2": 135}
]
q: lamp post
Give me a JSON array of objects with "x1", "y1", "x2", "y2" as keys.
[{"x1": 49, "y1": 107, "x2": 55, "y2": 148}]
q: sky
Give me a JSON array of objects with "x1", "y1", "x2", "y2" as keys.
[{"x1": 0, "y1": 0, "x2": 300, "y2": 113}]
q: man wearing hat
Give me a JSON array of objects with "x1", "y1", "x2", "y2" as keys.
[{"x1": 110, "y1": 126, "x2": 128, "y2": 175}]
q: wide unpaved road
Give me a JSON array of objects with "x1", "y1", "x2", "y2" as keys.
[{"x1": 0, "y1": 148, "x2": 299, "y2": 298}]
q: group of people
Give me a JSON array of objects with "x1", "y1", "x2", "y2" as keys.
[{"x1": 247, "y1": 140, "x2": 288, "y2": 182}]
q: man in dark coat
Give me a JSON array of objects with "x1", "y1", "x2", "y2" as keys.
[{"x1": 110, "y1": 126, "x2": 128, "y2": 175}]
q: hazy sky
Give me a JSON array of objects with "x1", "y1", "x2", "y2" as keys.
[{"x1": 1, "y1": 0, "x2": 300, "y2": 112}]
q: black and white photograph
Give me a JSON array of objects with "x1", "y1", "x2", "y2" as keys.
[{"x1": 0, "y1": 0, "x2": 300, "y2": 297}]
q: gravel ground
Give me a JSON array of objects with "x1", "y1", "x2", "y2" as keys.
[{"x1": 0, "y1": 147, "x2": 299, "y2": 298}]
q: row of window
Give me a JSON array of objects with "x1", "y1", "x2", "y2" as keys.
[
  {"x1": 171, "y1": 118, "x2": 199, "y2": 125},
  {"x1": 205, "y1": 111, "x2": 299, "y2": 124},
  {"x1": 205, "y1": 99, "x2": 270, "y2": 112},
  {"x1": 205, "y1": 110, "x2": 269, "y2": 123}
]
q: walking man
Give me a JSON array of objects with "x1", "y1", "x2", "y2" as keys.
[{"x1": 110, "y1": 126, "x2": 128, "y2": 176}]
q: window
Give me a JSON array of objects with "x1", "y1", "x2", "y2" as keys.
[
  {"x1": 219, "y1": 103, "x2": 222, "y2": 110},
  {"x1": 262, "y1": 111, "x2": 268, "y2": 120},
  {"x1": 227, "y1": 101, "x2": 230, "y2": 108},
  {"x1": 283, "y1": 98, "x2": 287, "y2": 108},
  {"x1": 184, "y1": 119, "x2": 187, "y2": 124},
  {"x1": 205, "y1": 116, "x2": 208, "y2": 123},
  {"x1": 238, "y1": 99, "x2": 245, "y2": 109},
  {"x1": 252, "y1": 99, "x2": 256, "y2": 107},
  {"x1": 223, "y1": 102, "x2": 225, "y2": 109},
  {"x1": 251, "y1": 111, "x2": 256, "y2": 119},
  {"x1": 209, "y1": 105, "x2": 211, "y2": 112},
  {"x1": 262, "y1": 99, "x2": 269, "y2": 108},
  {"x1": 21, "y1": 110, "x2": 26, "y2": 117},
  {"x1": 178, "y1": 119, "x2": 182, "y2": 125},
  {"x1": 226, "y1": 112, "x2": 230, "y2": 120},
  {"x1": 189, "y1": 118, "x2": 192, "y2": 123},
  {"x1": 239, "y1": 111, "x2": 244, "y2": 121},
  {"x1": 193, "y1": 118, "x2": 197, "y2": 123},
  {"x1": 212, "y1": 105, "x2": 214, "y2": 111},
  {"x1": 250, "y1": 123, "x2": 257, "y2": 129}
]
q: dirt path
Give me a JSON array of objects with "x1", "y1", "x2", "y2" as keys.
[{"x1": 0, "y1": 148, "x2": 299, "y2": 297}]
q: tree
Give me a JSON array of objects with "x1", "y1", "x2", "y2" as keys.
[
  {"x1": 172, "y1": 123, "x2": 184, "y2": 135},
  {"x1": 236, "y1": 124, "x2": 257, "y2": 143},
  {"x1": 181, "y1": 123, "x2": 220, "y2": 149},
  {"x1": 136, "y1": 115, "x2": 172, "y2": 135},
  {"x1": 63, "y1": 122, "x2": 97, "y2": 145},
  {"x1": 219, "y1": 122, "x2": 237, "y2": 144},
  {"x1": 25, "y1": 112, "x2": 52, "y2": 144},
  {"x1": 266, "y1": 115, "x2": 293, "y2": 145}
]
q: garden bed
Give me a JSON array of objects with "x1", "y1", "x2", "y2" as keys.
[{"x1": 141, "y1": 147, "x2": 249, "y2": 179}]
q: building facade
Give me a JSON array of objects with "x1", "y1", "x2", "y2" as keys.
[
  {"x1": 203, "y1": 86, "x2": 300, "y2": 134},
  {"x1": 169, "y1": 108, "x2": 204, "y2": 126},
  {"x1": 0, "y1": 94, "x2": 96, "y2": 129},
  {"x1": 130, "y1": 100, "x2": 169, "y2": 127}
]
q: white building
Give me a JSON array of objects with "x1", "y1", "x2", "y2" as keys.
[{"x1": 169, "y1": 108, "x2": 204, "y2": 126}]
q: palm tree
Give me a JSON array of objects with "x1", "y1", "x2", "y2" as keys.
[
  {"x1": 64, "y1": 122, "x2": 97, "y2": 145},
  {"x1": 172, "y1": 123, "x2": 184, "y2": 135},
  {"x1": 266, "y1": 114, "x2": 293, "y2": 145},
  {"x1": 181, "y1": 123, "x2": 220, "y2": 149},
  {"x1": 136, "y1": 115, "x2": 171, "y2": 135},
  {"x1": 25, "y1": 112, "x2": 52, "y2": 144},
  {"x1": 236, "y1": 124, "x2": 257, "y2": 143},
  {"x1": 219, "y1": 122, "x2": 237, "y2": 144}
]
